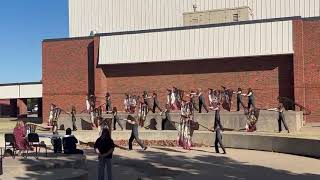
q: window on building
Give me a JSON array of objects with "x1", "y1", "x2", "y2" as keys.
[{"x1": 233, "y1": 14, "x2": 239, "y2": 22}]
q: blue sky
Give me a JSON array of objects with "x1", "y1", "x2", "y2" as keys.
[{"x1": 0, "y1": 1, "x2": 68, "y2": 84}]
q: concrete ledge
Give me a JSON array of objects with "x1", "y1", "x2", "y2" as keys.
[
  {"x1": 58, "y1": 110, "x2": 303, "y2": 132},
  {"x1": 73, "y1": 130, "x2": 320, "y2": 158}
]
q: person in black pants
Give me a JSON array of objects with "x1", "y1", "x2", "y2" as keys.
[
  {"x1": 268, "y1": 103, "x2": 290, "y2": 133},
  {"x1": 244, "y1": 88, "x2": 255, "y2": 110},
  {"x1": 233, "y1": 88, "x2": 245, "y2": 111},
  {"x1": 70, "y1": 106, "x2": 77, "y2": 131},
  {"x1": 105, "y1": 92, "x2": 112, "y2": 114},
  {"x1": 111, "y1": 107, "x2": 123, "y2": 130},
  {"x1": 212, "y1": 105, "x2": 226, "y2": 154},
  {"x1": 161, "y1": 104, "x2": 171, "y2": 130},
  {"x1": 197, "y1": 88, "x2": 209, "y2": 113},
  {"x1": 152, "y1": 92, "x2": 162, "y2": 113},
  {"x1": 127, "y1": 118, "x2": 147, "y2": 150}
]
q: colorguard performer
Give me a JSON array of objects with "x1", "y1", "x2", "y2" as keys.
[
  {"x1": 71, "y1": 106, "x2": 77, "y2": 131},
  {"x1": 152, "y1": 92, "x2": 162, "y2": 113},
  {"x1": 137, "y1": 97, "x2": 148, "y2": 127},
  {"x1": 233, "y1": 88, "x2": 245, "y2": 111},
  {"x1": 105, "y1": 92, "x2": 112, "y2": 113},
  {"x1": 267, "y1": 103, "x2": 290, "y2": 133},
  {"x1": 243, "y1": 88, "x2": 256, "y2": 110},
  {"x1": 111, "y1": 107, "x2": 124, "y2": 130},
  {"x1": 197, "y1": 88, "x2": 209, "y2": 113},
  {"x1": 177, "y1": 98, "x2": 195, "y2": 150}
]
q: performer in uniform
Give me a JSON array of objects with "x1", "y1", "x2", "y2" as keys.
[
  {"x1": 48, "y1": 104, "x2": 55, "y2": 126},
  {"x1": 89, "y1": 94, "x2": 97, "y2": 128},
  {"x1": 124, "y1": 93, "x2": 130, "y2": 113},
  {"x1": 105, "y1": 92, "x2": 112, "y2": 114},
  {"x1": 71, "y1": 106, "x2": 77, "y2": 131},
  {"x1": 197, "y1": 88, "x2": 209, "y2": 113},
  {"x1": 189, "y1": 90, "x2": 199, "y2": 111},
  {"x1": 52, "y1": 105, "x2": 62, "y2": 133},
  {"x1": 137, "y1": 97, "x2": 148, "y2": 127},
  {"x1": 142, "y1": 91, "x2": 152, "y2": 111},
  {"x1": 212, "y1": 104, "x2": 226, "y2": 154},
  {"x1": 243, "y1": 88, "x2": 255, "y2": 110},
  {"x1": 233, "y1": 88, "x2": 245, "y2": 111},
  {"x1": 267, "y1": 103, "x2": 290, "y2": 133},
  {"x1": 111, "y1": 107, "x2": 124, "y2": 130},
  {"x1": 177, "y1": 99, "x2": 195, "y2": 150},
  {"x1": 152, "y1": 92, "x2": 162, "y2": 113}
]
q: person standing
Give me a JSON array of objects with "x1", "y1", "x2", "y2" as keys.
[
  {"x1": 105, "y1": 92, "x2": 112, "y2": 114},
  {"x1": 190, "y1": 90, "x2": 199, "y2": 111},
  {"x1": 161, "y1": 104, "x2": 171, "y2": 130},
  {"x1": 152, "y1": 92, "x2": 162, "y2": 113},
  {"x1": 212, "y1": 105, "x2": 226, "y2": 154},
  {"x1": 268, "y1": 103, "x2": 290, "y2": 133},
  {"x1": 143, "y1": 91, "x2": 152, "y2": 111},
  {"x1": 233, "y1": 88, "x2": 245, "y2": 111},
  {"x1": 197, "y1": 88, "x2": 209, "y2": 113},
  {"x1": 71, "y1": 106, "x2": 77, "y2": 131},
  {"x1": 94, "y1": 128, "x2": 115, "y2": 180},
  {"x1": 177, "y1": 99, "x2": 195, "y2": 150},
  {"x1": 243, "y1": 88, "x2": 255, "y2": 110},
  {"x1": 127, "y1": 117, "x2": 147, "y2": 150},
  {"x1": 111, "y1": 107, "x2": 124, "y2": 130}
]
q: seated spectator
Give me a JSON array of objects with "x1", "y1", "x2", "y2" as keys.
[
  {"x1": 62, "y1": 128, "x2": 83, "y2": 154},
  {"x1": 13, "y1": 120, "x2": 30, "y2": 155}
]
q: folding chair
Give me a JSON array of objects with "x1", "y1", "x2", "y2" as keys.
[
  {"x1": 26, "y1": 133, "x2": 47, "y2": 158},
  {"x1": 4, "y1": 134, "x2": 16, "y2": 159}
]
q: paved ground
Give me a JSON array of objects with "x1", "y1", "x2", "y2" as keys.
[
  {"x1": 85, "y1": 146, "x2": 320, "y2": 180},
  {"x1": 1, "y1": 146, "x2": 319, "y2": 180}
]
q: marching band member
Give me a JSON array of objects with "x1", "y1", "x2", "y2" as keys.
[{"x1": 267, "y1": 103, "x2": 290, "y2": 133}]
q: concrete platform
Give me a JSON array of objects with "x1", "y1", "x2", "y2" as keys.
[{"x1": 58, "y1": 110, "x2": 303, "y2": 132}]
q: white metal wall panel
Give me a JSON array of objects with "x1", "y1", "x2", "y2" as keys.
[
  {"x1": 99, "y1": 20, "x2": 294, "y2": 65},
  {"x1": 69, "y1": 0, "x2": 320, "y2": 37},
  {"x1": 19, "y1": 84, "x2": 42, "y2": 98},
  {"x1": 0, "y1": 84, "x2": 42, "y2": 99},
  {"x1": 0, "y1": 86, "x2": 20, "y2": 99}
]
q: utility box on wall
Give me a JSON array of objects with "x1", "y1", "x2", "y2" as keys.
[{"x1": 183, "y1": 6, "x2": 252, "y2": 26}]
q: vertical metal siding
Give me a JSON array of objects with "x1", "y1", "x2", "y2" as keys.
[
  {"x1": 99, "y1": 20, "x2": 293, "y2": 65},
  {"x1": 69, "y1": 0, "x2": 320, "y2": 37}
]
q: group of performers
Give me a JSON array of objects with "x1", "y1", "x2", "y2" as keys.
[{"x1": 48, "y1": 86, "x2": 290, "y2": 152}]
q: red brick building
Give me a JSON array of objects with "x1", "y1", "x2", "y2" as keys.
[{"x1": 42, "y1": 16, "x2": 320, "y2": 123}]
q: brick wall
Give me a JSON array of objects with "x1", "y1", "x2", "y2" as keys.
[
  {"x1": 300, "y1": 19, "x2": 320, "y2": 122},
  {"x1": 42, "y1": 38, "x2": 94, "y2": 119}
]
